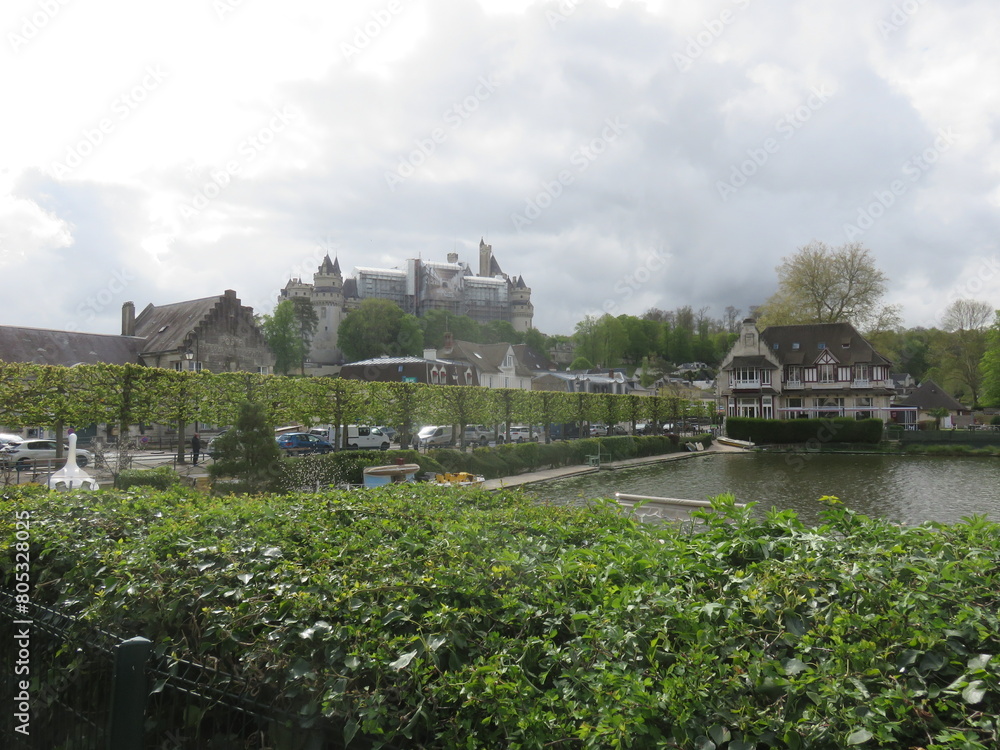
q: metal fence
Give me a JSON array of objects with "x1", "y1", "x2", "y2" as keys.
[{"x1": 0, "y1": 595, "x2": 375, "y2": 750}]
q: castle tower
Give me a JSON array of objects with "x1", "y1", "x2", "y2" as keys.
[
  {"x1": 479, "y1": 238, "x2": 493, "y2": 277},
  {"x1": 511, "y1": 275, "x2": 534, "y2": 333}
]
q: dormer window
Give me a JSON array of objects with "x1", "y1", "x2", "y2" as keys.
[
  {"x1": 817, "y1": 342, "x2": 826, "y2": 350},
  {"x1": 792, "y1": 342, "x2": 800, "y2": 350}
]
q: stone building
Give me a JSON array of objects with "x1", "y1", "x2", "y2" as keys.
[
  {"x1": 127, "y1": 289, "x2": 274, "y2": 373},
  {"x1": 279, "y1": 239, "x2": 533, "y2": 367}
]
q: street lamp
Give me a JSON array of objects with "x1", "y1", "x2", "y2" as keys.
[{"x1": 185, "y1": 348, "x2": 194, "y2": 370}]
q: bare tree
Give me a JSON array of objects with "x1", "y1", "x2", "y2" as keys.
[
  {"x1": 757, "y1": 241, "x2": 900, "y2": 332},
  {"x1": 942, "y1": 299, "x2": 993, "y2": 333},
  {"x1": 723, "y1": 306, "x2": 742, "y2": 333}
]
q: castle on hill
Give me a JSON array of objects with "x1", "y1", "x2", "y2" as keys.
[{"x1": 279, "y1": 239, "x2": 533, "y2": 366}]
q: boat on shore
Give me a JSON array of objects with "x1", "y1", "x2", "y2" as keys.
[
  {"x1": 362, "y1": 463, "x2": 421, "y2": 488},
  {"x1": 715, "y1": 436, "x2": 755, "y2": 449}
]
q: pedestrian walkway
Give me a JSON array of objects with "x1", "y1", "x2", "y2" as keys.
[{"x1": 481, "y1": 445, "x2": 741, "y2": 491}]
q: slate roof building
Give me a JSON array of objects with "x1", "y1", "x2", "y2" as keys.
[
  {"x1": 0, "y1": 290, "x2": 273, "y2": 375},
  {"x1": 427, "y1": 336, "x2": 543, "y2": 390},
  {"x1": 129, "y1": 290, "x2": 273, "y2": 373},
  {"x1": 716, "y1": 319, "x2": 899, "y2": 420},
  {"x1": 895, "y1": 378, "x2": 971, "y2": 428},
  {"x1": 339, "y1": 355, "x2": 479, "y2": 386}
]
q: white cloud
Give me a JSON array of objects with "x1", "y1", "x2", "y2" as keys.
[{"x1": 1, "y1": 0, "x2": 998, "y2": 337}]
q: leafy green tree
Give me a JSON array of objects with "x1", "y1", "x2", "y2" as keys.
[
  {"x1": 574, "y1": 314, "x2": 625, "y2": 369},
  {"x1": 569, "y1": 356, "x2": 593, "y2": 371},
  {"x1": 290, "y1": 296, "x2": 319, "y2": 375},
  {"x1": 979, "y1": 311, "x2": 1000, "y2": 407},
  {"x1": 480, "y1": 319, "x2": 522, "y2": 345},
  {"x1": 756, "y1": 241, "x2": 901, "y2": 332},
  {"x1": 521, "y1": 327, "x2": 547, "y2": 354},
  {"x1": 259, "y1": 300, "x2": 304, "y2": 376},
  {"x1": 931, "y1": 299, "x2": 993, "y2": 407},
  {"x1": 208, "y1": 401, "x2": 283, "y2": 493},
  {"x1": 338, "y1": 299, "x2": 423, "y2": 361},
  {"x1": 419, "y1": 309, "x2": 481, "y2": 348}
]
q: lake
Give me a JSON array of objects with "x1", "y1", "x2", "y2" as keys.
[{"x1": 524, "y1": 452, "x2": 1000, "y2": 526}]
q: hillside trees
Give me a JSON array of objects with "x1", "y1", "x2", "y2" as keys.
[
  {"x1": 932, "y1": 299, "x2": 994, "y2": 407},
  {"x1": 979, "y1": 311, "x2": 1000, "y2": 407}
]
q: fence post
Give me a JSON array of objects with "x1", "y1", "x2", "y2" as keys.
[{"x1": 107, "y1": 636, "x2": 152, "y2": 750}]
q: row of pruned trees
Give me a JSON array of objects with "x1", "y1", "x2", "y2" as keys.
[{"x1": 0, "y1": 363, "x2": 714, "y2": 456}]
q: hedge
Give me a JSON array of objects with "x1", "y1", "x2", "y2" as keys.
[
  {"x1": 427, "y1": 434, "x2": 712, "y2": 479},
  {"x1": 4, "y1": 486, "x2": 1000, "y2": 748},
  {"x1": 726, "y1": 417, "x2": 884, "y2": 444}
]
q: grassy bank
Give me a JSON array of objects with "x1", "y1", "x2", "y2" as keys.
[{"x1": 4, "y1": 485, "x2": 1000, "y2": 748}]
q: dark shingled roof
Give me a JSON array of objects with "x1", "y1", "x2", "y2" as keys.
[
  {"x1": 899, "y1": 379, "x2": 969, "y2": 412},
  {"x1": 134, "y1": 296, "x2": 222, "y2": 354},
  {"x1": 730, "y1": 355, "x2": 774, "y2": 369},
  {"x1": 342, "y1": 278, "x2": 359, "y2": 299},
  {"x1": 760, "y1": 323, "x2": 891, "y2": 367},
  {"x1": 0, "y1": 326, "x2": 145, "y2": 366}
]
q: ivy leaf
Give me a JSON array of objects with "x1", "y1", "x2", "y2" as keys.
[
  {"x1": 782, "y1": 658, "x2": 808, "y2": 676},
  {"x1": 390, "y1": 650, "x2": 418, "y2": 671},
  {"x1": 847, "y1": 728, "x2": 872, "y2": 745},
  {"x1": 962, "y1": 680, "x2": 986, "y2": 705}
]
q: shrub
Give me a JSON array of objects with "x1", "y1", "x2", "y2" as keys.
[
  {"x1": 727, "y1": 417, "x2": 883, "y2": 444},
  {"x1": 115, "y1": 465, "x2": 180, "y2": 490}
]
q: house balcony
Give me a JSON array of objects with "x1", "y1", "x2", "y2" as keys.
[
  {"x1": 851, "y1": 379, "x2": 870, "y2": 388},
  {"x1": 731, "y1": 379, "x2": 761, "y2": 389},
  {"x1": 784, "y1": 380, "x2": 804, "y2": 390}
]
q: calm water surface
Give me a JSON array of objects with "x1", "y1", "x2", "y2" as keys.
[{"x1": 525, "y1": 452, "x2": 1000, "y2": 526}]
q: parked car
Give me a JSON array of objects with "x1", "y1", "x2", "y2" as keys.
[
  {"x1": 0, "y1": 439, "x2": 93, "y2": 468},
  {"x1": 589, "y1": 424, "x2": 608, "y2": 437},
  {"x1": 374, "y1": 425, "x2": 396, "y2": 443},
  {"x1": 311, "y1": 425, "x2": 391, "y2": 450},
  {"x1": 276, "y1": 432, "x2": 335, "y2": 456},
  {"x1": 418, "y1": 425, "x2": 454, "y2": 448},
  {"x1": 508, "y1": 425, "x2": 536, "y2": 443},
  {"x1": 463, "y1": 424, "x2": 492, "y2": 446}
]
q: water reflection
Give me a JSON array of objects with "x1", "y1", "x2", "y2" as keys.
[{"x1": 525, "y1": 453, "x2": 1000, "y2": 527}]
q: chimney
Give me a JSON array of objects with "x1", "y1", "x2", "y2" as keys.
[
  {"x1": 122, "y1": 301, "x2": 135, "y2": 336},
  {"x1": 443, "y1": 331, "x2": 454, "y2": 352}
]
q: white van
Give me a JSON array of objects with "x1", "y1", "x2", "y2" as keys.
[
  {"x1": 311, "y1": 425, "x2": 391, "y2": 450},
  {"x1": 417, "y1": 425, "x2": 455, "y2": 448}
]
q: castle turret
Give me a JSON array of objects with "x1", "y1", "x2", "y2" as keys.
[{"x1": 511, "y1": 275, "x2": 534, "y2": 333}]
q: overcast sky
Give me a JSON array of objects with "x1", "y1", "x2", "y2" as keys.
[{"x1": 2, "y1": 0, "x2": 999, "y2": 338}]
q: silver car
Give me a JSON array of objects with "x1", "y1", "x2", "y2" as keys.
[{"x1": 0, "y1": 439, "x2": 94, "y2": 468}]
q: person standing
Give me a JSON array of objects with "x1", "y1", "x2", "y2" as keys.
[{"x1": 191, "y1": 433, "x2": 201, "y2": 465}]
